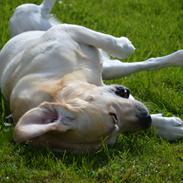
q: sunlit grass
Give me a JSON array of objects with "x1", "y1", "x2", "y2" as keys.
[{"x1": 0, "y1": 0, "x2": 183, "y2": 182}]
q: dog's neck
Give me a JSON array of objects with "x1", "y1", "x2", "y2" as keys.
[
  {"x1": 54, "y1": 81, "x2": 98, "y2": 104},
  {"x1": 37, "y1": 73, "x2": 99, "y2": 104},
  {"x1": 37, "y1": 68, "x2": 102, "y2": 99}
]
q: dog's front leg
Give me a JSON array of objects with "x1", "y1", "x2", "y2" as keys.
[
  {"x1": 151, "y1": 114, "x2": 183, "y2": 141},
  {"x1": 102, "y1": 50, "x2": 183, "y2": 79}
]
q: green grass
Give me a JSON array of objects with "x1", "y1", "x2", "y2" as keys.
[{"x1": 0, "y1": 0, "x2": 183, "y2": 182}]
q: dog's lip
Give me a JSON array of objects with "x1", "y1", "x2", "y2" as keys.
[{"x1": 109, "y1": 112, "x2": 120, "y2": 131}]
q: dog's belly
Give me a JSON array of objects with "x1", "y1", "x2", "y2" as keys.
[
  {"x1": 0, "y1": 27, "x2": 103, "y2": 122},
  {"x1": 0, "y1": 31, "x2": 44, "y2": 96},
  {"x1": 0, "y1": 28, "x2": 102, "y2": 99}
]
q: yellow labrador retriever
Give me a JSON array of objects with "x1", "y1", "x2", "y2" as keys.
[
  {"x1": 1, "y1": 0, "x2": 183, "y2": 152},
  {"x1": 0, "y1": 24, "x2": 154, "y2": 151}
]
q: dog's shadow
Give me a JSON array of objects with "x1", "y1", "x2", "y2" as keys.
[
  {"x1": 0, "y1": 92, "x2": 158, "y2": 172},
  {"x1": 1, "y1": 94, "x2": 182, "y2": 175},
  {"x1": 11, "y1": 130, "x2": 158, "y2": 169},
  {"x1": 1, "y1": 123, "x2": 182, "y2": 180}
]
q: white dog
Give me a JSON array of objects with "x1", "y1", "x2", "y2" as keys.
[
  {"x1": 9, "y1": 0, "x2": 59, "y2": 37},
  {"x1": 1, "y1": 0, "x2": 182, "y2": 151}
]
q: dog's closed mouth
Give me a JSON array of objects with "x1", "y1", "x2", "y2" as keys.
[{"x1": 109, "y1": 112, "x2": 119, "y2": 131}]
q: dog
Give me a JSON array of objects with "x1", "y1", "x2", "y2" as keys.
[
  {"x1": 9, "y1": 0, "x2": 59, "y2": 37},
  {"x1": 0, "y1": 0, "x2": 182, "y2": 152}
]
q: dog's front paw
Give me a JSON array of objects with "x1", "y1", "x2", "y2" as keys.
[
  {"x1": 110, "y1": 37, "x2": 135, "y2": 59},
  {"x1": 156, "y1": 117, "x2": 183, "y2": 141},
  {"x1": 164, "y1": 116, "x2": 183, "y2": 127}
]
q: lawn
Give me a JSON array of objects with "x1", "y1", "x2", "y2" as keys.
[{"x1": 0, "y1": 0, "x2": 183, "y2": 182}]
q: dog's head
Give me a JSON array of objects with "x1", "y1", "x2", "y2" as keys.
[{"x1": 14, "y1": 83, "x2": 151, "y2": 151}]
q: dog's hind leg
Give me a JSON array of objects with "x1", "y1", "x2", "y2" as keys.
[
  {"x1": 102, "y1": 50, "x2": 183, "y2": 79},
  {"x1": 9, "y1": 0, "x2": 60, "y2": 37},
  {"x1": 151, "y1": 114, "x2": 183, "y2": 141},
  {"x1": 40, "y1": 0, "x2": 58, "y2": 18},
  {"x1": 61, "y1": 24, "x2": 135, "y2": 59}
]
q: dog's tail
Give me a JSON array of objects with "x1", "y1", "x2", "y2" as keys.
[{"x1": 40, "y1": 0, "x2": 58, "y2": 18}]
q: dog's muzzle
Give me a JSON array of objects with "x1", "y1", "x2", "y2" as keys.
[
  {"x1": 137, "y1": 113, "x2": 152, "y2": 129},
  {"x1": 135, "y1": 103, "x2": 152, "y2": 129}
]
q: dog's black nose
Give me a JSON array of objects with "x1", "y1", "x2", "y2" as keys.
[
  {"x1": 134, "y1": 102, "x2": 152, "y2": 129},
  {"x1": 138, "y1": 113, "x2": 152, "y2": 129},
  {"x1": 114, "y1": 86, "x2": 130, "y2": 98}
]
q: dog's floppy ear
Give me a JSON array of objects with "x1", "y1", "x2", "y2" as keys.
[{"x1": 14, "y1": 102, "x2": 76, "y2": 143}]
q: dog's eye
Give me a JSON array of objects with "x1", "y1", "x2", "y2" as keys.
[{"x1": 114, "y1": 86, "x2": 130, "y2": 98}]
